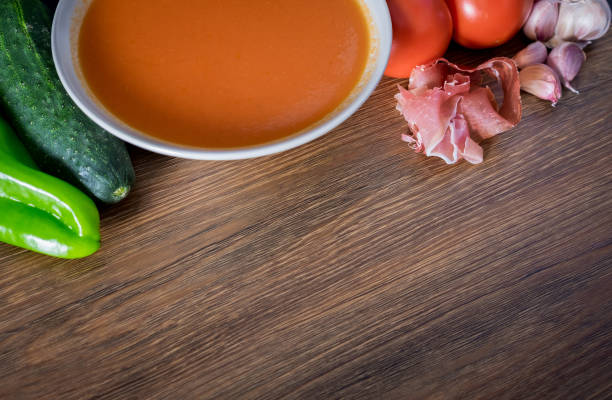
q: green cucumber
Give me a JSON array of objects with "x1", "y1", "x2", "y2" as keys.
[{"x1": 0, "y1": 0, "x2": 134, "y2": 204}]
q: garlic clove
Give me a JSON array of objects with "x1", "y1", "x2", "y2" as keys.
[
  {"x1": 554, "y1": 0, "x2": 611, "y2": 42},
  {"x1": 523, "y1": 0, "x2": 559, "y2": 41},
  {"x1": 513, "y1": 41, "x2": 548, "y2": 69},
  {"x1": 547, "y1": 41, "x2": 586, "y2": 94},
  {"x1": 546, "y1": 37, "x2": 591, "y2": 49},
  {"x1": 519, "y1": 64, "x2": 562, "y2": 106}
]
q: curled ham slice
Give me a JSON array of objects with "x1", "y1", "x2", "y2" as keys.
[{"x1": 396, "y1": 58, "x2": 522, "y2": 164}]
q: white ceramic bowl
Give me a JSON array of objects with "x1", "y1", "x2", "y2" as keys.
[{"x1": 52, "y1": 0, "x2": 392, "y2": 160}]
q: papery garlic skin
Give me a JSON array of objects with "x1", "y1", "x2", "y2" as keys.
[
  {"x1": 513, "y1": 41, "x2": 549, "y2": 69},
  {"x1": 554, "y1": 0, "x2": 611, "y2": 42},
  {"x1": 524, "y1": 0, "x2": 560, "y2": 41},
  {"x1": 519, "y1": 64, "x2": 563, "y2": 105},
  {"x1": 547, "y1": 42, "x2": 586, "y2": 93}
]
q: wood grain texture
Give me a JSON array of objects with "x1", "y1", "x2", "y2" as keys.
[{"x1": 1, "y1": 3, "x2": 611, "y2": 399}]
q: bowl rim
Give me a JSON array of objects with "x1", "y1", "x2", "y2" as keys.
[{"x1": 51, "y1": 0, "x2": 392, "y2": 160}]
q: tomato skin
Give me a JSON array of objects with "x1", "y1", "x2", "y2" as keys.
[
  {"x1": 384, "y1": 0, "x2": 453, "y2": 78},
  {"x1": 445, "y1": 0, "x2": 534, "y2": 49}
]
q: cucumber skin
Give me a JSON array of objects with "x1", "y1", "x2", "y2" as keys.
[{"x1": 0, "y1": 0, "x2": 135, "y2": 204}]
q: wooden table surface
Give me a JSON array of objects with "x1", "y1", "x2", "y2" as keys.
[{"x1": 2, "y1": 3, "x2": 611, "y2": 398}]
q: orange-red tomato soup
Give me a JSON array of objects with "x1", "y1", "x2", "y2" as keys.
[{"x1": 78, "y1": 0, "x2": 371, "y2": 148}]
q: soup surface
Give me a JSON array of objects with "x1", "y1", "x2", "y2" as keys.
[{"x1": 78, "y1": 0, "x2": 371, "y2": 148}]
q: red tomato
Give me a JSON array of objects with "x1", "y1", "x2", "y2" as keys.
[
  {"x1": 384, "y1": 0, "x2": 453, "y2": 78},
  {"x1": 445, "y1": 0, "x2": 534, "y2": 49}
]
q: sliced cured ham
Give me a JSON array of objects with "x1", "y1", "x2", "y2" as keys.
[{"x1": 396, "y1": 58, "x2": 522, "y2": 164}]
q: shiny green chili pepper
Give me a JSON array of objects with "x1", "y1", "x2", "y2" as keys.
[{"x1": 0, "y1": 117, "x2": 100, "y2": 258}]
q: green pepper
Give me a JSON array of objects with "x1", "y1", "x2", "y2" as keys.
[{"x1": 0, "y1": 117, "x2": 100, "y2": 258}]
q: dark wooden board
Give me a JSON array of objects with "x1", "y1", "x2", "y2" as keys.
[{"x1": 1, "y1": 4, "x2": 611, "y2": 399}]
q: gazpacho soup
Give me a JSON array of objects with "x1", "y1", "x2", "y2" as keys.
[{"x1": 78, "y1": 0, "x2": 372, "y2": 148}]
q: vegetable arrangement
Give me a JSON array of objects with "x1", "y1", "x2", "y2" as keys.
[
  {"x1": 516, "y1": 0, "x2": 610, "y2": 104},
  {"x1": 0, "y1": 0, "x2": 134, "y2": 258},
  {"x1": 389, "y1": 0, "x2": 610, "y2": 164},
  {"x1": 0, "y1": 0, "x2": 134, "y2": 204},
  {"x1": 0, "y1": 0, "x2": 609, "y2": 258},
  {"x1": 385, "y1": 0, "x2": 534, "y2": 77}
]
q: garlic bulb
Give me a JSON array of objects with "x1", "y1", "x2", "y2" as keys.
[
  {"x1": 519, "y1": 64, "x2": 563, "y2": 106},
  {"x1": 513, "y1": 42, "x2": 549, "y2": 69},
  {"x1": 524, "y1": 0, "x2": 560, "y2": 41},
  {"x1": 553, "y1": 0, "x2": 611, "y2": 43},
  {"x1": 547, "y1": 42, "x2": 586, "y2": 93}
]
